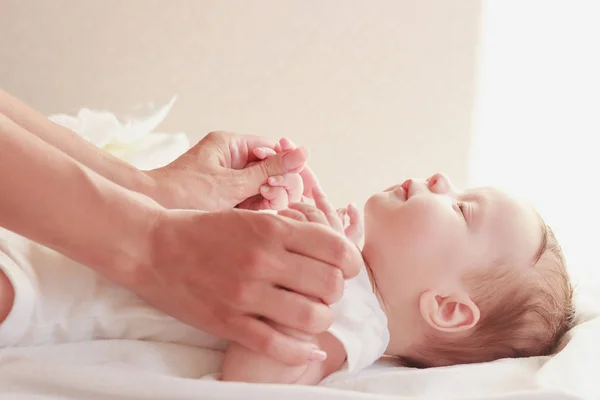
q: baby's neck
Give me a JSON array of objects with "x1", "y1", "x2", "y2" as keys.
[
  {"x1": 361, "y1": 251, "x2": 417, "y2": 359},
  {"x1": 363, "y1": 255, "x2": 386, "y2": 313}
]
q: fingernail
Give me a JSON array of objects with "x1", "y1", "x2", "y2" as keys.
[
  {"x1": 309, "y1": 348, "x2": 327, "y2": 362},
  {"x1": 260, "y1": 185, "x2": 271, "y2": 193},
  {"x1": 282, "y1": 148, "x2": 307, "y2": 171},
  {"x1": 268, "y1": 176, "x2": 277, "y2": 185},
  {"x1": 258, "y1": 147, "x2": 276, "y2": 157}
]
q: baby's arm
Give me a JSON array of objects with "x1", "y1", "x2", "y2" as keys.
[{"x1": 221, "y1": 324, "x2": 346, "y2": 384}]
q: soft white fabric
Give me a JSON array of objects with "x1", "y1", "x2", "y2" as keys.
[
  {"x1": 0, "y1": 225, "x2": 388, "y2": 374},
  {"x1": 328, "y1": 267, "x2": 389, "y2": 373},
  {"x1": 0, "y1": 227, "x2": 228, "y2": 350},
  {"x1": 0, "y1": 106, "x2": 596, "y2": 399}
]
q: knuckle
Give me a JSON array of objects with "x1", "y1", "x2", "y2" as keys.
[
  {"x1": 258, "y1": 160, "x2": 274, "y2": 178},
  {"x1": 297, "y1": 305, "x2": 317, "y2": 330},
  {"x1": 330, "y1": 235, "x2": 350, "y2": 264},
  {"x1": 257, "y1": 330, "x2": 278, "y2": 356},
  {"x1": 299, "y1": 304, "x2": 330, "y2": 333},
  {"x1": 244, "y1": 248, "x2": 267, "y2": 276},
  {"x1": 226, "y1": 280, "x2": 255, "y2": 308}
]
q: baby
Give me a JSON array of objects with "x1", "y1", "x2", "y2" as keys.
[
  {"x1": 0, "y1": 173, "x2": 575, "y2": 385},
  {"x1": 221, "y1": 172, "x2": 576, "y2": 383}
]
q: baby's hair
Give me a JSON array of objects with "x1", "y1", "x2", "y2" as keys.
[{"x1": 401, "y1": 222, "x2": 576, "y2": 368}]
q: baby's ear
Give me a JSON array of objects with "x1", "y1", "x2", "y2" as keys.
[{"x1": 419, "y1": 290, "x2": 480, "y2": 333}]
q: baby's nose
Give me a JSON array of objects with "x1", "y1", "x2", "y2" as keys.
[{"x1": 427, "y1": 173, "x2": 450, "y2": 194}]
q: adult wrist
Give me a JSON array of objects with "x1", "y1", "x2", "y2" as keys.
[{"x1": 99, "y1": 193, "x2": 166, "y2": 290}]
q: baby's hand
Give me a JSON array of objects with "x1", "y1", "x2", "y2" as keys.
[
  {"x1": 237, "y1": 140, "x2": 304, "y2": 210},
  {"x1": 335, "y1": 203, "x2": 363, "y2": 246},
  {"x1": 279, "y1": 186, "x2": 363, "y2": 246},
  {"x1": 267, "y1": 137, "x2": 320, "y2": 204}
]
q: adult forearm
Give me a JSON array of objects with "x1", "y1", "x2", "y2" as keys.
[
  {"x1": 0, "y1": 89, "x2": 156, "y2": 200},
  {"x1": 0, "y1": 113, "x2": 163, "y2": 282}
]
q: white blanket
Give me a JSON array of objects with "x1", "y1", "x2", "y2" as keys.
[{"x1": 0, "y1": 105, "x2": 595, "y2": 400}]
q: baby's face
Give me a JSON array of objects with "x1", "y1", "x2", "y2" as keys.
[{"x1": 362, "y1": 173, "x2": 544, "y2": 340}]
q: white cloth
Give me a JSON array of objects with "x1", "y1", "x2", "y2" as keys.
[
  {"x1": 0, "y1": 224, "x2": 389, "y2": 374},
  {"x1": 0, "y1": 227, "x2": 227, "y2": 350},
  {"x1": 328, "y1": 267, "x2": 389, "y2": 372}
]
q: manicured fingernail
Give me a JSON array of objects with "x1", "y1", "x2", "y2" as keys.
[
  {"x1": 259, "y1": 147, "x2": 276, "y2": 157},
  {"x1": 309, "y1": 348, "x2": 327, "y2": 361},
  {"x1": 268, "y1": 176, "x2": 278, "y2": 185},
  {"x1": 282, "y1": 147, "x2": 307, "y2": 171}
]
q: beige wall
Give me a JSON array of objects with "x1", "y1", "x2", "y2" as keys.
[{"x1": 0, "y1": 0, "x2": 481, "y2": 208}]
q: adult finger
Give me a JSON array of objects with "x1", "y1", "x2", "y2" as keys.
[
  {"x1": 208, "y1": 132, "x2": 277, "y2": 166},
  {"x1": 226, "y1": 315, "x2": 324, "y2": 366},
  {"x1": 312, "y1": 186, "x2": 344, "y2": 233},
  {"x1": 256, "y1": 286, "x2": 332, "y2": 334},
  {"x1": 269, "y1": 251, "x2": 344, "y2": 305},
  {"x1": 253, "y1": 147, "x2": 277, "y2": 160},
  {"x1": 285, "y1": 221, "x2": 363, "y2": 280}
]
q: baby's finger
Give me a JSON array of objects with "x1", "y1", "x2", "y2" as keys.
[
  {"x1": 267, "y1": 174, "x2": 304, "y2": 203},
  {"x1": 300, "y1": 167, "x2": 320, "y2": 199},
  {"x1": 277, "y1": 138, "x2": 320, "y2": 199},
  {"x1": 278, "y1": 208, "x2": 308, "y2": 223},
  {"x1": 312, "y1": 186, "x2": 344, "y2": 234},
  {"x1": 253, "y1": 147, "x2": 277, "y2": 160},
  {"x1": 345, "y1": 203, "x2": 364, "y2": 244},
  {"x1": 279, "y1": 137, "x2": 296, "y2": 151},
  {"x1": 336, "y1": 208, "x2": 348, "y2": 224},
  {"x1": 260, "y1": 185, "x2": 289, "y2": 210},
  {"x1": 288, "y1": 203, "x2": 329, "y2": 226}
]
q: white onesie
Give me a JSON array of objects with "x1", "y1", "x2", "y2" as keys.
[{"x1": 0, "y1": 226, "x2": 389, "y2": 374}]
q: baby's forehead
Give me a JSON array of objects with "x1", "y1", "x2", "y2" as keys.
[{"x1": 471, "y1": 188, "x2": 543, "y2": 264}]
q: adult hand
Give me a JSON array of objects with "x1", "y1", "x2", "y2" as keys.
[
  {"x1": 135, "y1": 208, "x2": 364, "y2": 365},
  {"x1": 236, "y1": 137, "x2": 320, "y2": 210},
  {"x1": 146, "y1": 131, "x2": 309, "y2": 211}
]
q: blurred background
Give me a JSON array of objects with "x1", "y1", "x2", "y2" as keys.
[{"x1": 1, "y1": 1, "x2": 598, "y2": 288}]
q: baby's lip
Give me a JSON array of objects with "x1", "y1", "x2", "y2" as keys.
[{"x1": 384, "y1": 184, "x2": 407, "y2": 200}]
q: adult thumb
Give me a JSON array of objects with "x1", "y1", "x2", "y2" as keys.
[{"x1": 241, "y1": 147, "x2": 308, "y2": 187}]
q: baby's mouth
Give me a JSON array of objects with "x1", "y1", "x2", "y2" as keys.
[{"x1": 384, "y1": 184, "x2": 407, "y2": 200}]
